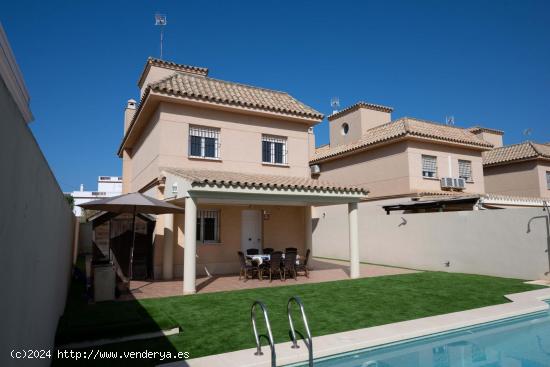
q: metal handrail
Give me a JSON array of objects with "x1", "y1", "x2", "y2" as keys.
[
  {"x1": 251, "y1": 300, "x2": 276, "y2": 367},
  {"x1": 287, "y1": 296, "x2": 313, "y2": 367}
]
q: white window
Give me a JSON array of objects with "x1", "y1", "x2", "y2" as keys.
[
  {"x1": 422, "y1": 155, "x2": 437, "y2": 178},
  {"x1": 196, "y1": 210, "x2": 220, "y2": 243},
  {"x1": 189, "y1": 126, "x2": 220, "y2": 159},
  {"x1": 262, "y1": 135, "x2": 287, "y2": 165},
  {"x1": 458, "y1": 160, "x2": 473, "y2": 181},
  {"x1": 547, "y1": 171, "x2": 550, "y2": 190}
]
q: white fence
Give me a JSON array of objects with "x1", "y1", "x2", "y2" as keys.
[{"x1": 312, "y1": 205, "x2": 550, "y2": 280}]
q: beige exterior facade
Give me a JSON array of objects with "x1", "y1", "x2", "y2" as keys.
[
  {"x1": 314, "y1": 102, "x2": 491, "y2": 200},
  {"x1": 484, "y1": 160, "x2": 550, "y2": 198},
  {"x1": 119, "y1": 58, "x2": 367, "y2": 293},
  {"x1": 317, "y1": 139, "x2": 486, "y2": 199},
  {"x1": 482, "y1": 141, "x2": 550, "y2": 199}
]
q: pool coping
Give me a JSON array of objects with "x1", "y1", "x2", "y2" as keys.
[{"x1": 161, "y1": 288, "x2": 550, "y2": 367}]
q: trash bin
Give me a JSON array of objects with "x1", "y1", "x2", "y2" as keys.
[{"x1": 93, "y1": 262, "x2": 115, "y2": 302}]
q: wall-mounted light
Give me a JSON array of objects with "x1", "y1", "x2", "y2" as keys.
[
  {"x1": 263, "y1": 210, "x2": 271, "y2": 220},
  {"x1": 172, "y1": 182, "x2": 178, "y2": 195}
]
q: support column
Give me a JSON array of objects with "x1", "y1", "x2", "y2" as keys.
[
  {"x1": 183, "y1": 197, "x2": 197, "y2": 294},
  {"x1": 162, "y1": 214, "x2": 174, "y2": 280},
  {"x1": 348, "y1": 202, "x2": 360, "y2": 279},
  {"x1": 304, "y1": 206, "x2": 313, "y2": 252}
]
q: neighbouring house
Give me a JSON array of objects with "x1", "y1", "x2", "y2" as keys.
[
  {"x1": 118, "y1": 58, "x2": 367, "y2": 294},
  {"x1": 68, "y1": 176, "x2": 122, "y2": 216},
  {"x1": 310, "y1": 101, "x2": 496, "y2": 213},
  {"x1": 483, "y1": 141, "x2": 550, "y2": 199}
]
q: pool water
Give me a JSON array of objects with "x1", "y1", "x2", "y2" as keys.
[{"x1": 288, "y1": 309, "x2": 550, "y2": 367}]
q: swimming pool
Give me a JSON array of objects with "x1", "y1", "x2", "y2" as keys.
[{"x1": 287, "y1": 309, "x2": 550, "y2": 367}]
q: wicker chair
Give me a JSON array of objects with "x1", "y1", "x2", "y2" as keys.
[
  {"x1": 238, "y1": 251, "x2": 259, "y2": 281},
  {"x1": 295, "y1": 249, "x2": 310, "y2": 278},
  {"x1": 263, "y1": 247, "x2": 274, "y2": 255},
  {"x1": 282, "y1": 251, "x2": 297, "y2": 281},
  {"x1": 266, "y1": 251, "x2": 283, "y2": 282},
  {"x1": 285, "y1": 247, "x2": 298, "y2": 254}
]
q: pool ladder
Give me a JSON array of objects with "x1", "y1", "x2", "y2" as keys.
[{"x1": 251, "y1": 297, "x2": 313, "y2": 367}]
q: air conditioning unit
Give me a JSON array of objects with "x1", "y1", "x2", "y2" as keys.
[
  {"x1": 440, "y1": 177, "x2": 453, "y2": 189},
  {"x1": 440, "y1": 177, "x2": 466, "y2": 190},
  {"x1": 454, "y1": 178, "x2": 466, "y2": 189},
  {"x1": 310, "y1": 164, "x2": 321, "y2": 175}
]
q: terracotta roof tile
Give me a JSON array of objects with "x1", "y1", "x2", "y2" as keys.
[
  {"x1": 163, "y1": 168, "x2": 368, "y2": 194},
  {"x1": 138, "y1": 57, "x2": 209, "y2": 87},
  {"x1": 311, "y1": 117, "x2": 493, "y2": 163},
  {"x1": 150, "y1": 72, "x2": 324, "y2": 120},
  {"x1": 328, "y1": 101, "x2": 394, "y2": 121},
  {"x1": 482, "y1": 141, "x2": 550, "y2": 166}
]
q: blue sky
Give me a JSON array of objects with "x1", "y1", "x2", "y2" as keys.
[{"x1": 2, "y1": 0, "x2": 549, "y2": 192}]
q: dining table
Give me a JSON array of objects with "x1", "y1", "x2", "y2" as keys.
[{"x1": 246, "y1": 253, "x2": 300, "y2": 265}]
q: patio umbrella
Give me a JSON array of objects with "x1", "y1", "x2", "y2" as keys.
[{"x1": 79, "y1": 192, "x2": 184, "y2": 280}]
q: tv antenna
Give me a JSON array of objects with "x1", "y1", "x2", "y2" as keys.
[
  {"x1": 155, "y1": 13, "x2": 167, "y2": 59},
  {"x1": 523, "y1": 128, "x2": 532, "y2": 137},
  {"x1": 445, "y1": 116, "x2": 455, "y2": 125},
  {"x1": 331, "y1": 97, "x2": 340, "y2": 115}
]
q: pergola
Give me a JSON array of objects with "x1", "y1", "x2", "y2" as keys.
[{"x1": 161, "y1": 168, "x2": 369, "y2": 294}]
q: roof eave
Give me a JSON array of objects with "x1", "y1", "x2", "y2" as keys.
[{"x1": 311, "y1": 135, "x2": 491, "y2": 164}]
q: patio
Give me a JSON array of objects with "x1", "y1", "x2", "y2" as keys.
[{"x1": 121, "y1": 258, "x2": 418, "y2": 300}]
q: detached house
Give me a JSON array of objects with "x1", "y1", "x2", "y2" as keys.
[
  {"x1": 118, "y1": 58, "x2": 367, "y2": 293},
  {"x1": 310, "y1": 102, "x2": 496, "y2": 213},
  {"x1": 483, "y1": 141, "x2": 550, "y2": 199}
]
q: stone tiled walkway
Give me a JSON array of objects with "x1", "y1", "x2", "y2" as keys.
[{"x1": 122, "y1": 258, "x2": 417, "y2": 300}]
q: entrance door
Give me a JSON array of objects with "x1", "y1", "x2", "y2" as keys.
[{"x1": 241, "y1": 210, "x2": 262, "y2": 253}]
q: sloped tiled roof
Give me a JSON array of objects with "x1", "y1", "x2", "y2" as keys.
[
  {"x1": 138, "y1": 57, "x2": 209, "y2": 86},
  {"x1": 150, "y1": 72, "x2": 324, "y2": 120},
  {"x1": 482, "y1": 141, "x2": 550, "y2": 166},
  {"x1": 328, "y1": 101, "x2": 394, "y2": 121},
  {"x1": 311, "y1": 117, "x2": 493, "y2": 163},
  {"x1": 163, "y1": 168, "x2": 368, "y2": 194}
]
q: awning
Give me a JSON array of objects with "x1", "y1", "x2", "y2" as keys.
[{"x1": 382, "y1": 196, "x2": 480, "y2": 214}]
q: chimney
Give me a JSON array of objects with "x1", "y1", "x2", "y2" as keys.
[
  {"x1": 308, "y1": 127, "x2": 316, "y2": 159},
  {"x1": 124, "y1": 99, "x2": 137, "y2": 134}
]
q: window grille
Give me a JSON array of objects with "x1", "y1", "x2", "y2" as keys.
[
  {"x1": 262, "y1": 135, "x2": 287, "y2": 164},
  {"x1": 458, "y1": 160, "x2": 472, "y2": 181},
  {"x1": 196, "y1": 210, "x2": 220, "y2": 243},
  {"x1": 189, "y1": 126, "x2": 220, "y2": 159},
  {"x1": 422, "y1": 155, "x2": 437, "y2": 178}
]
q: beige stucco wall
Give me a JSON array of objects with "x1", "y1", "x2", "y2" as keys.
[
  {"x1": 317, "y1": 142, "x2": 411, "y2": 198},
  {"x1": 407, "y1": 140, "x2": 485, "y2": 194},
  {"x1": 313, "y1": 204, "x2": 550, "y2": 280},
  {"x1": 484, "y1": 161, "x2": 542, "y2": 197},
  {"x1": 536, "y1": 161, "x2": 550, "y2": 198},
  {"x1": 329, "y1": 107, "x2": 391, "y2": 147},
  {"x1": 153, "y1": 204, "x2": 306, "y2": 278},
  {"x1": 125, "y1": 101, "x2": 313, "y2": 193},
  {"x1": 317, "y1": 140, "x2": 485, "y2": 198},
  {"x1": 0, "y1": 76, "x2": 75, "y2": 366},
  {"x1": 473, "y1": 131, "x2": 503, "y2": 148}
]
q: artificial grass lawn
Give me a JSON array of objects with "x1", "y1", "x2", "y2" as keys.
[{"x1": 55, "y1": 272, "x2": 544, "y2": 366}]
